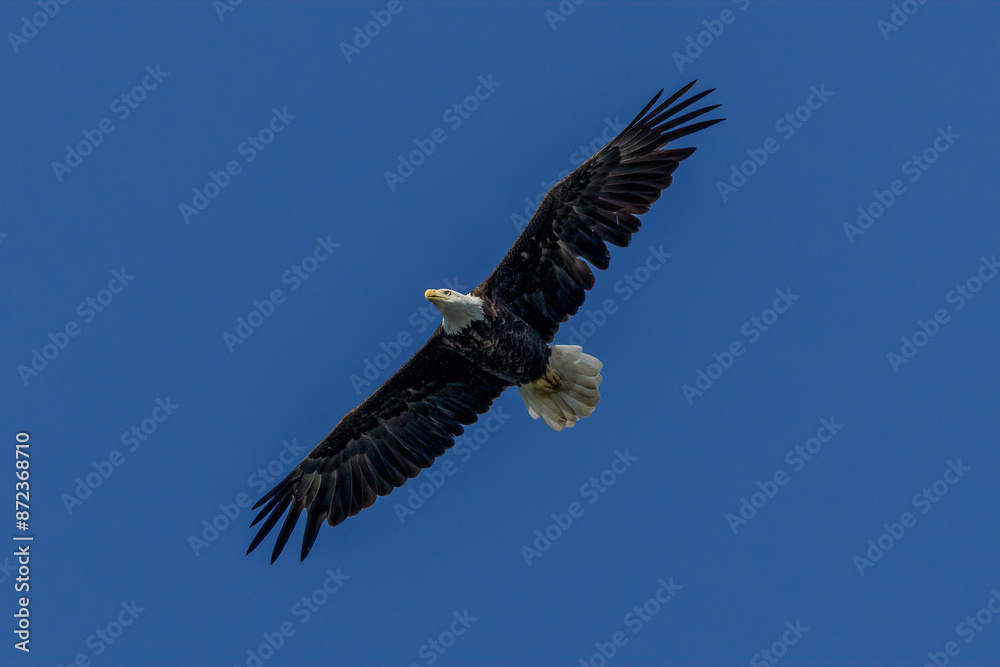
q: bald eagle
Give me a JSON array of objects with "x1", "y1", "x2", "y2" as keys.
[{"x1": 248, "y1": 81, "x2": 723, "y2": 562}]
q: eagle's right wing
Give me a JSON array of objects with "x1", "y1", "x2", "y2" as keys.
[
  {"x1": 247, "y1": 332, "x2": 508, "y2": 563},
  {"x1": 478, "y1": 81, "x2": 723, "y2": 342}
]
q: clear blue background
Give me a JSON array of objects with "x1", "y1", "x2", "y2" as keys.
[{"x1": 3, "y1": 1, "x2": 999, "y2": 665}]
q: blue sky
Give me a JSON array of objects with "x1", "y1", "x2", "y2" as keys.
[{"x1": 3, "y1": 1, "x2": 1000, "y2": 665}]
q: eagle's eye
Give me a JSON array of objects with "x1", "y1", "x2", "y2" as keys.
[{"x1": 443, "y1": 290, "x2": 452, "y2": 296}]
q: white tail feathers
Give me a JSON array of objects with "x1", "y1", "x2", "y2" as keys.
[{"x1": 518, "y1": 345, "x2": 603, "y2": 431}]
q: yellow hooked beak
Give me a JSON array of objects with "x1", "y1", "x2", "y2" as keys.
[{"x1": 425, "y1": 289, "x2": 444, "y2": 301}]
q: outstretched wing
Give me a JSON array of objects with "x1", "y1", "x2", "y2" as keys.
[
  {"x1": 248, "y1": 333, "x2": 508, "y2": 563},
  {"x1": 478, "y1": 81, "x2": 723, "y2": 342}
]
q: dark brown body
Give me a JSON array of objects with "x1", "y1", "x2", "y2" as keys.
[{"x1": 438, "y1": 294, "x2": 550, "y2": 386}]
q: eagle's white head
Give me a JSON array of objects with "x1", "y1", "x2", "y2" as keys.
[{"x1": 425, "y1": 288, "x2": 485, "y2": 334}]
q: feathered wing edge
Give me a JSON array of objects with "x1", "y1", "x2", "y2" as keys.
[
  {"x1": 247, "y1": 336, "x2": 508, "y2": 563},
  {"x1": 478, "y1": 81, "x2": 724, "y2": 341}
]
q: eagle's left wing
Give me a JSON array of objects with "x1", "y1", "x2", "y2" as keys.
[
  {"x1": 477, "y1": 81, "x2": 722, "y2": 342},
  {"x1": 247, "y1": 332, "x2": 508, "y2": 562}
]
